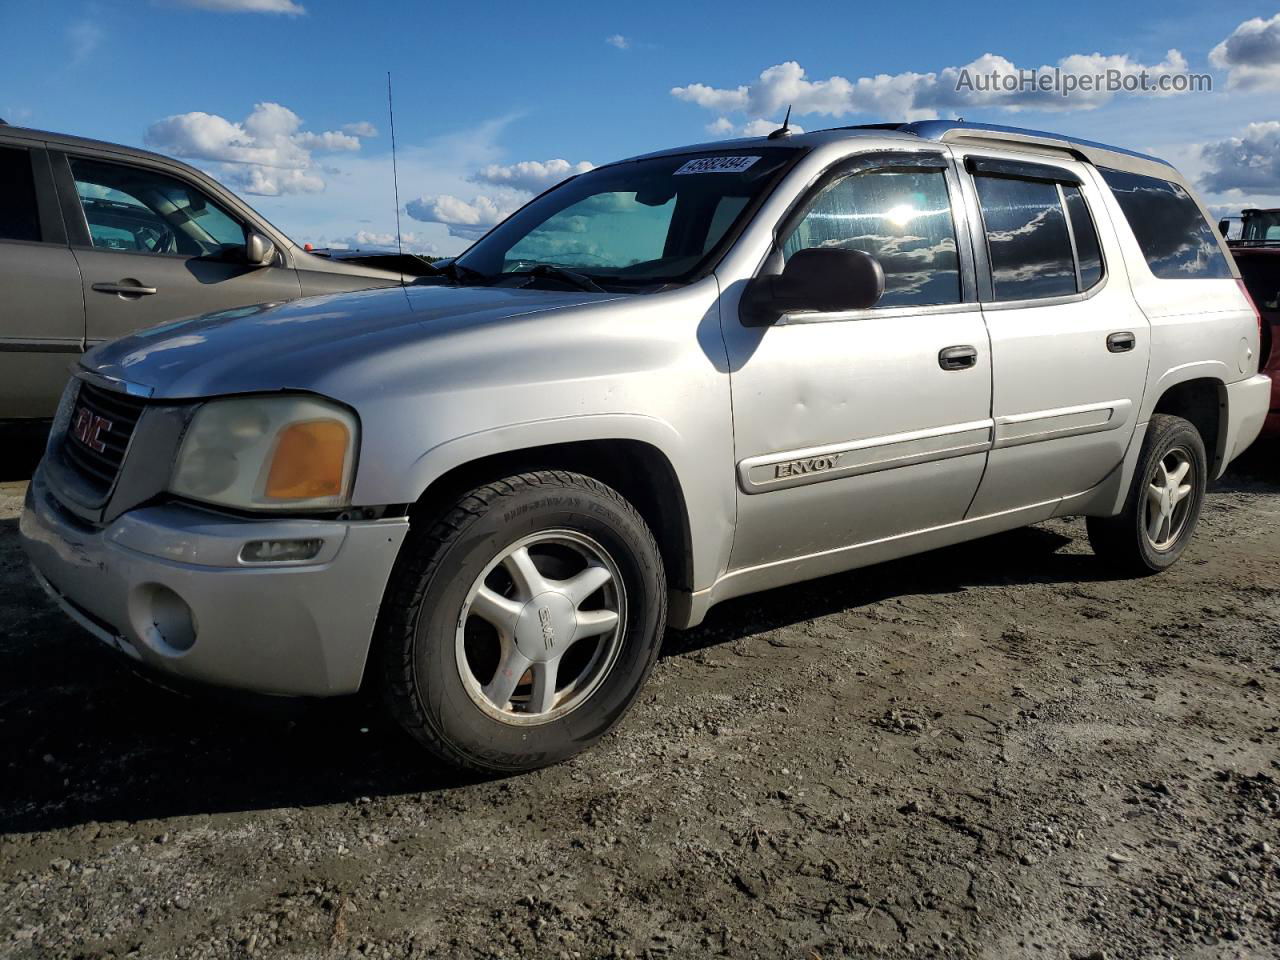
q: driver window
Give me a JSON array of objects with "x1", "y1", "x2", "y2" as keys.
[
  {"x1": 69, "y1": 157, "x2": 247, "y2": 257},
  {"x1": 782, "y1": 166, "x2": 961, "y2": 308}
]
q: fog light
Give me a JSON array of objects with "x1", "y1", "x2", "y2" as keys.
[
  {"x1": 239, "y1": 538, "x2": 324, "y2": 563},
  {"x1": 131, "y1": 584, "x2": 197, "y2": 655}
]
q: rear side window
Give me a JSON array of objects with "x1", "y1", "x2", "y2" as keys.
[
  {"x1": 0, "y1": 146, "x2": 42, "y2": 243},
  {"x1": 782, "y1": 167, "x2": 961, "y2": 308},
  {"x1": 1063, "y1": 185, "x2": 1103, "y2": 290},
  {"x1": 973, "y1": 176, "x2": 1077, "y2": 301},
  {"x1": 1099, "y1": 168, "x2": 1232, "y2": 280}
]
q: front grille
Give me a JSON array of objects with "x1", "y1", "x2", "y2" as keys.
[{"x1": 60, "y1": 381, "x2": 146, "y2": 495}]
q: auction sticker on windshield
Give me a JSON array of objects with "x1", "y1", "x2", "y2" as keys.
[{"x1": 673, "y1": 156, "x2": 761, "y2": 175}]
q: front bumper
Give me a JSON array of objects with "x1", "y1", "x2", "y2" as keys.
[{"x1": 20, "y1": 466, "x2": 409, "y2": 696}]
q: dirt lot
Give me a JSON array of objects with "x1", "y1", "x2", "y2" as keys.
[{"x1": 1, "y1": 442, "x2": 1277, "y2": 960}]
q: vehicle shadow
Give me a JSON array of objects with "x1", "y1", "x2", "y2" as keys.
[
  {"x1": 0, "y1": 516, "x2": 1113, "y2": 835},
  {"x1": 1218, "y1": 436, "x2": 1279, "y2": 489},
  {"x1": 0, "y1": 446, "x2": 1271, "y2": 835},
  {"x1": 0, "y1": 425, "x2": 48, "y2": 482}
]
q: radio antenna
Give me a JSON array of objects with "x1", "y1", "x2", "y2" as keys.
[
  {"x1": 386, "y1": 71, "x2": 403, "y2": 257},
  {"x1": 767, "y1": 105, "x2": 793, "y2": 140}
]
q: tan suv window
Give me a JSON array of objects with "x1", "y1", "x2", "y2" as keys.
[
  {"x1": 0, "y1": 146, "x2": 42, "y2": 243},
  {"x1": 70, "y1": 157, "x2": 246, "y2": 257}
]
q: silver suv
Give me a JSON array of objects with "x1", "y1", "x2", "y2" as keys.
[
  {"x1": 0, "y1": 124, "x2": 408, "y2": 423},
  {"x1": 20, "y1": 121, "x2": 1271, "y2": 772}
]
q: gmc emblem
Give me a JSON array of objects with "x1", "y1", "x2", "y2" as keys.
[{"x1": 71, "y1": 406, "x2": 113, "y2": 453}]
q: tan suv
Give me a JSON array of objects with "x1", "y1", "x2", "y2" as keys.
[{"x1": 0, "y1": 123, "x2": 411, "y2": 424}]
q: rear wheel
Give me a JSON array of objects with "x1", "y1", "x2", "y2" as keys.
[
  {"x1": 1086, "y1": 414, "x2": 1207, "y2": 574},
  {"x1": 375, "y1": 471, "x2": 666, "y2": 772}
]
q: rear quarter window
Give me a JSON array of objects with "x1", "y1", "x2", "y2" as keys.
[
  {"x1": 1100, "y1": 167, "x2": 1232, "y2": 280},
  {"x1": 0, "y1": 146, "x2": 42, "y2": 243}
]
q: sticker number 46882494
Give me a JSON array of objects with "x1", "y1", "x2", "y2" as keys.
[{"x1": 673, "y1": 156, "x2": 761, "y2": 175}]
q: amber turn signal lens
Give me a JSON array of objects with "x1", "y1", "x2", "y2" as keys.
[{"x1": 264, "y1": 419, "x2": 349, "y2": 500}]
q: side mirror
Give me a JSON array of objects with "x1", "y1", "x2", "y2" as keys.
[
  {"x1": 1218, "y1": 219, "x2": 1230, "y2": 238},
  {"x1": 741, "y1": 247, "x2": 885, "y2": 326},
  {"x1": 245, "y1": 230, "x2": 277, "y2": 267}
]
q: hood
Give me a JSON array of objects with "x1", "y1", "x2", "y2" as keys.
[{"x1": 81, "y1": 284, "x2": 619, "y2": 400}]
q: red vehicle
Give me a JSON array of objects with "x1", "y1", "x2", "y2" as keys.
[{"x1": 1228, "y1": 210, "x2": 1280, "y2": 438}]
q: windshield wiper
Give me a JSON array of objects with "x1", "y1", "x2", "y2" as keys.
[
  {"x1": 415, "y1": 258, "x2": 490, "y2": 286},
  {"x1": 516, "y1": 264, "x2": 605, "y2": 293}
]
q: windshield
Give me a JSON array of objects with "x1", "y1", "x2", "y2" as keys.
[
  {"x1": 453, "y1": 148, "x2": 800, "y2": 289},
  {"x1": 1243, "y1": 211, "x2": 1280, "y2": 242}
]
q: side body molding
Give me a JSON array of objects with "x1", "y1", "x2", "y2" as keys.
[{"x1": 737, "y1": 419, "x2": 994, "y2": 494}]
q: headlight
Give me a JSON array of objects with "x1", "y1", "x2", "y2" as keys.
[{"x1": 170, "y1": 395, "x2": 358, "y2": 511}]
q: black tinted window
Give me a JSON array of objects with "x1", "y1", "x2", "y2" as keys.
[
  {"x1": 1237, "y1": 257, "x2": 1280, "y2": 311},
  {"x1": 0, "y1": 147, "x2": 42, "y2": 243},
  {"x1": 782, "y1": 167, "x2": 960, "y2": 307},
  {"x1": 975, "y1": 175, "x2": 1076, "y2": 301},
  {"x1": 1063, "y1": 185, "x2": 1103, "y2": 290},
  {"x1": 1100, "y1": 168, "x2": 1232, "y2": 280}
]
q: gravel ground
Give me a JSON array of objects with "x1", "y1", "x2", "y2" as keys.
[{"x1": 1, "y1": 441, "x2": 1277, "y2": 960}]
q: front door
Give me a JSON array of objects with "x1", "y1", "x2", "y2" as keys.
[
  {"x1": 54, "y1": 152, "x2": 302, "y2": 349},
  {"x1": 722, "y1": 152, "x2": 994, "y2": 572},
  {"x1": 953, "y1": 152, "x2": 1151, "y2": 517}
]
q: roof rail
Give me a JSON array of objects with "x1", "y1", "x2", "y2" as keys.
[{"x1": 898, "y1": 120, "x2": 1171, "y2": 167}]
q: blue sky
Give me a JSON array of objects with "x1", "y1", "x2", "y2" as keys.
[{"x1": 4, "y1": 1, "x2": 1280, "y2": 254}]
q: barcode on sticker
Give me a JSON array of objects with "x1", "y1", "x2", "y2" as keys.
[{"x1": 673, "y1": 156, "x2": 761, "y2": 175}]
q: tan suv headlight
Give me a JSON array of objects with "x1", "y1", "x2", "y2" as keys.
[{"x1": 170, "y1": 395, "x2": 358, "y2": 511}]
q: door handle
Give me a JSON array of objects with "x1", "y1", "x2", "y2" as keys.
[
  {"x1": 92, "y1": 280, "x2": 158, "y2": 298},
  {"x1": 1106, "y1": 331, "x2": 1136, "y2": 353},
  {"x1": 938, "y1": 344, "x2": 978, "y2": 370}
]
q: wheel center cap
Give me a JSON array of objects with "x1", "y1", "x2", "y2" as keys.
[{"x1": 514, "y1": 591, "x2": 576, "y2": 661}]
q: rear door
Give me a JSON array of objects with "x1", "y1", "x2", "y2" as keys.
[
  {"x1": 51, "y1": 150, "x2": 302, "y2": 349},
  {"x1": 952, "y1": 151, "x2": 1151, "y2": 516},
  {"x1": 0, "y1": 140, "x2": 86, "y2": 420}
]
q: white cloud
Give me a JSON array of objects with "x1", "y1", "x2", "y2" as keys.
[
  {"x1": 1199, "y1": 121, "x2": 1280, "y2": 197},
  {"x1": 672, "y1": 82, "x2": 750, "y2": 113},
  {"x1": 293, "y1": 130, "x2": 361, "y2": 152},
  {"x1": 405, "y1": 194, "x2": 523, "y2": 241},
  {"x1": 144, "y1": 102, "x2": 367, "y2": 195},
  {"x1": 1210, "y1": 13, "x2": 1280, "y2": 90},
  {"x1": 308, "y1": 230, "x2": 438, "y2": 255},
  {"x1": 68, "y1": 20, "x2": 102, "y2": 63},
  {"x1": 342, "y1": 121, "x2": 378, "y2": 138},
  {"x1": 704, "y1": 116, "x2": 806, "y2": 138},
  {"x1": 469, "y1": 158, "x2": 594, "y2": 193},
  {"x1": 168, "y1": 0, "x2": 306, "y2": 14},
  {"x1": 606, "y1": 34, "x2": 629, "y2": 50},
  {"x1": 673, "y1": 50, "x2": 1195, "y2": 123}
]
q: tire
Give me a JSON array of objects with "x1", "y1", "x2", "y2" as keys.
[
  {"x1": 1086, "y1": 414, "x2": 1207, "y2": 575},
  {"x1": 375, "y1": 470, "x2": 667, "y2": 773}
]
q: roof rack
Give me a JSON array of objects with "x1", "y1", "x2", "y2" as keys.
[{"x1": 898, "y1": 120, "x2": 1169, "y2": 166}]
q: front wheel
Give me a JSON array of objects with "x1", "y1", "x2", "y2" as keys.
[
  {"x1": 1086, "y1": 414, "x2": 1207, "y2": 575},
  {"x1": 375, "y1": 471, "x2": 667, "y2": 773}
]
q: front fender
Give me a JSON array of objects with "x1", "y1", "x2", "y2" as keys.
[{"x1": 396, "y1": 413, "x2": 734, "y2": 604}]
